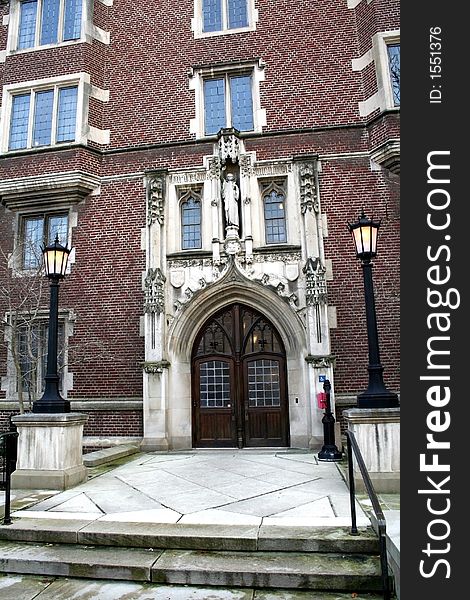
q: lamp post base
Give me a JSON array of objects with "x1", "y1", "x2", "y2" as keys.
[
  {"x1": 318, "y1": 445, "x2": 343, "y2": 462},
  {"x1": 357, "y1": 390, "x2": 399, "y2": 409}
]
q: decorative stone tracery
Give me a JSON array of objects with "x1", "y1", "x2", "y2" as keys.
[
  {"x1": 299, "y1": 163, "x2": 318, "y2": 214},
  {"x1": 144, "y1": 268, "x2": 166, "y2": 314},
  {"x1": 147, "y1": 174, "x2": 165, "y2": 226}
]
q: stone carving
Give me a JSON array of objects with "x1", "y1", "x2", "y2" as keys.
[
  {"x1": 253, "y1": 162, "x2": 292, "y2": 176},
  {"x1": 299, "y1": 163, "x2": 318, "y2": 214},
  {"x1": 144, "y1": 268, "x2": 166, "y2": 314},
  {"x1": 303, "y1": 257, "x2": 328, "y2": 306},
  {"x1": 305, "y1": 354, "x2": 336, "y2": 368},
  {"x1": 169, "y1": 171, "x2": 207, "y2": 184},
  {"x1": 169, "y1": 269, "x2": 185, "y2": 289},
  {"x1": 218, "y1": 128, "x2": 240, "y2": 164},
  {"x1": 222, "y1": 174, "x2": 240, "y2": 227},
  {"x1": 253, "y1": 252, "x2": 302, "y2": 264},
  {"x1": 147, "y1": 175, "x2": 165, "y2": 226},
  {"x1": 208, "y1": 157, "x2": 221, "y2": 180},
  {"x1": 239, "y1": 154, "x2": 254, "y2": 176},
  {"x1": 142, "y1": 360, "x2": 171, "y2": 374}
]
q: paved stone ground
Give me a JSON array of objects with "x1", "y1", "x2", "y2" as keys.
[
  {"x1": 2, "y1": 450, "x2": 382, "y2": 527},
  {"x1": 0, "y1": 450, "x2": 399, "y2": 599}
]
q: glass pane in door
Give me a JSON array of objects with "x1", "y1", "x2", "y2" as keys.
[
  {"x1": 199, "y1": 360, "x2": 231, "y2": 407},
  {"x1": 247, "y1": 359, "x2": 280, "y2": 407}
]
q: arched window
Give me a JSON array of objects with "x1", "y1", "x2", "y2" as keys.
[
  {"x1": 262, "y1": 182, "x2": 287, "y2": 244},
  {"x1": 181, "y1": 190, "x2": 202, "y2": 250}
]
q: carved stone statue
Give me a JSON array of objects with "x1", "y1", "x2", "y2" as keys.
[{"x1": 222, "y1": 173, "x2": 240, "y2": 227}]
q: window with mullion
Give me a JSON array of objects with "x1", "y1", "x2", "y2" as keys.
[
  {"x1": 17, "y1": 0, "x2": 82, "y2": 50},
  {"x1": 22, "y1": 213, "x2": 68, "y2": 269},
  {"x1": 202, "y1": 0, "x2": 248, "y2": 33},
  {"x1": 203, "y1": 73, "x2": 253, "y2": 135},
  {"x1": 8, "y1": 85, "x2": 78, "y2": 150}
]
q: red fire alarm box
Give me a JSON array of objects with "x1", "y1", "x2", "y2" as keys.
[{"x1": 317, "y1": 392, "x2": 327, "y2": 410}]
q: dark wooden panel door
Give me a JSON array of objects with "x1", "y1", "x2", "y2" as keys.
[
  {"x1": 243, "y1": 356, "x2": 288, "y2": 447},
  {"x1": 192, "y1": 304, "x2": 289, "y2": 448},
  {"x1": 193, "y1": 357, "x2": 236, "y2": 447}
]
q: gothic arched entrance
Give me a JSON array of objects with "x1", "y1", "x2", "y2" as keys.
[{"x1": 192, "y1": 303, "x2": 290, "y2": 448}]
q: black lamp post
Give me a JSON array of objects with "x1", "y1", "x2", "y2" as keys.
[
  {"x1": 318, "y1": 379, "x2": 342, "y2": 461},
  {"x1": 347, "y1": 211, "x2": 399, "y2": 409},
  {"x1": 32, "y1": 236, "x2": 71, "y2": 414}
]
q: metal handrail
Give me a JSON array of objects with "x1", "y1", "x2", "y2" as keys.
[
  {"x1": 345, "y1": 429, "x2": 391, "y2": 600},
  {"x1": 0, "y1": 431, "x2": 18, "y2": 525}
]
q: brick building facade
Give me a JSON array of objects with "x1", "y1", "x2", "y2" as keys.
[{"x1": 0, "y1": 0, "x2": 400, "y2": 450}]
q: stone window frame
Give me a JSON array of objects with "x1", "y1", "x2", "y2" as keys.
[
  {"x1": 0, "y1": 72, "x2": 110, "y2": 154},
  {"x1": 189, "y1": 59, "x2": 266, "y2": 139},
  {"x1": 180, "y1": 188, "x2": 203, "y2": 250},
  {"x1": 261, "y1": 180, "x2": 288, "y2": 245},
  {"x1": 3, "y1": 0, "x2": 109, "y2": 58},
  {"x1": 373, "y1": 30, "x2": 400, "y2": 112},
  {"x1": 176, "y1": 185, "x2": 205, "y2": 252},
  {"x1": 9, "y1": 202, "x2": 78, "y2": 275},
  {"x1": 192, "y1": 0, "x2": 258, "y2": 39}
]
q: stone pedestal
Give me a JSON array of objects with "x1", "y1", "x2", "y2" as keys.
[
  {"x1": 343, "y1": 407, "x2": 400, "y2": 493},
  {"x1": 11, "y1": 413, "x2": 88, "y2": 491}
]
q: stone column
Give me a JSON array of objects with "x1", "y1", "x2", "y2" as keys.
[
  {"x1": 11, "y1": 413, "x2": 88, "y2": 490},
  {"x1": 141, "y1": 172, "x2": 169, "y2": 451},
  {"x1": 343, "y1": 407, "x2": 400, "y2": 493}
]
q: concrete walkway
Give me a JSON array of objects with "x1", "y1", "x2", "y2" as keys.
[
  {"x1": 5, "y1": 450, "x2": 372, "y2": 527},
  {"x1": 0, "y1": 449, "x2": 399, "y2": 599}
]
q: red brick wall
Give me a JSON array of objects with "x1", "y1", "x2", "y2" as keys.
[{"x1": 0, "y1": 1, "x2": 400, "y2": 426}]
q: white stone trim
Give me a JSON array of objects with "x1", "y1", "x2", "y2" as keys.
[
  {"x1": 92, "y1": 24, "x2": 110, "y2": 45},
  {"x1": 88, "y1": 125, "x2": 110, "y2": 145},
  {"x1": 2, "y1": 14, "x2": 9, "y2": 26},
  {"x1": 347, "y1": 0, "x2": 363, "y2": 8},
  {"x1": 96, "y1": 0, "x2": 114, "y2": 6},
  {"x1": 351, "y1": 48, "x2": 373, "y2": 72},
  {"x1": 6, "y1": 0, "x2": 92, "y2": 54},
  {"x1": 0, "y1": 72, "x2": 111, "y2": 153},
  {"x1": 90, "y1": 85, "x2": 110, "y2": 103},
  {"x1": 358, "y1": 29, "x2": 400, "y2": 116}
]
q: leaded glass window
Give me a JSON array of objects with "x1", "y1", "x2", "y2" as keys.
[
  {"x1": 202, "y1": 0, "x2": 248, "y2": 33},
  {"x1": 21, "y1": 213, "x2": 68, "y2": 269},
  {"x1": 243, "y1": 312, "x2": 283, "y2": 355},
  {"x1": 181, "y1": 190, "x2": 202, "y2": 250},
  {"x1": 204, "y1": 74, "x2": 253, "y2": 135},
  {"x1": 17, "y1": 0, "x2": 82, "y2": 50},
  {"x1": 262, "y1": 182, "x2": 287, "y2": 244},
  {"x1": 247, "y1": 359, "x2": 281, "y2": 407},
  {"x1": 387, "y1": 44, "x2": 400, "y2": 106},
  {"x1": 8, "y1": 85, "x2": 78, "y2": 150},
  {"x1": 199, "y1": 360, "x2": 231, "y2": 407}
]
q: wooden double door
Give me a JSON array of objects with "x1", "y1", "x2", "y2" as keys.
[{"x1": 192, "y1": 303, "x2": 289, "y2": 448}]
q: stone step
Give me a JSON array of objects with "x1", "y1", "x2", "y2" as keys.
[
  {"x1": 82, "y1": 444, "x2": 139, "y2": 467},
  {"x1": 0, "y1": 519, "x2": 379, "y2": 553},
  {"x1": 0, "y1": 573, "x2": 388, "y2": 599},
  {"x1": 0, "y1": 540, "x2": 383, "y2": 591}
]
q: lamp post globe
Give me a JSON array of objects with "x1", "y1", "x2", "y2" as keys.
[
  {"x1": 347, "y1": 211, "x2": 399, "y2": 409},
  {"x1": 32, "y1": 236, "x2": 72, "y2": 414}
]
